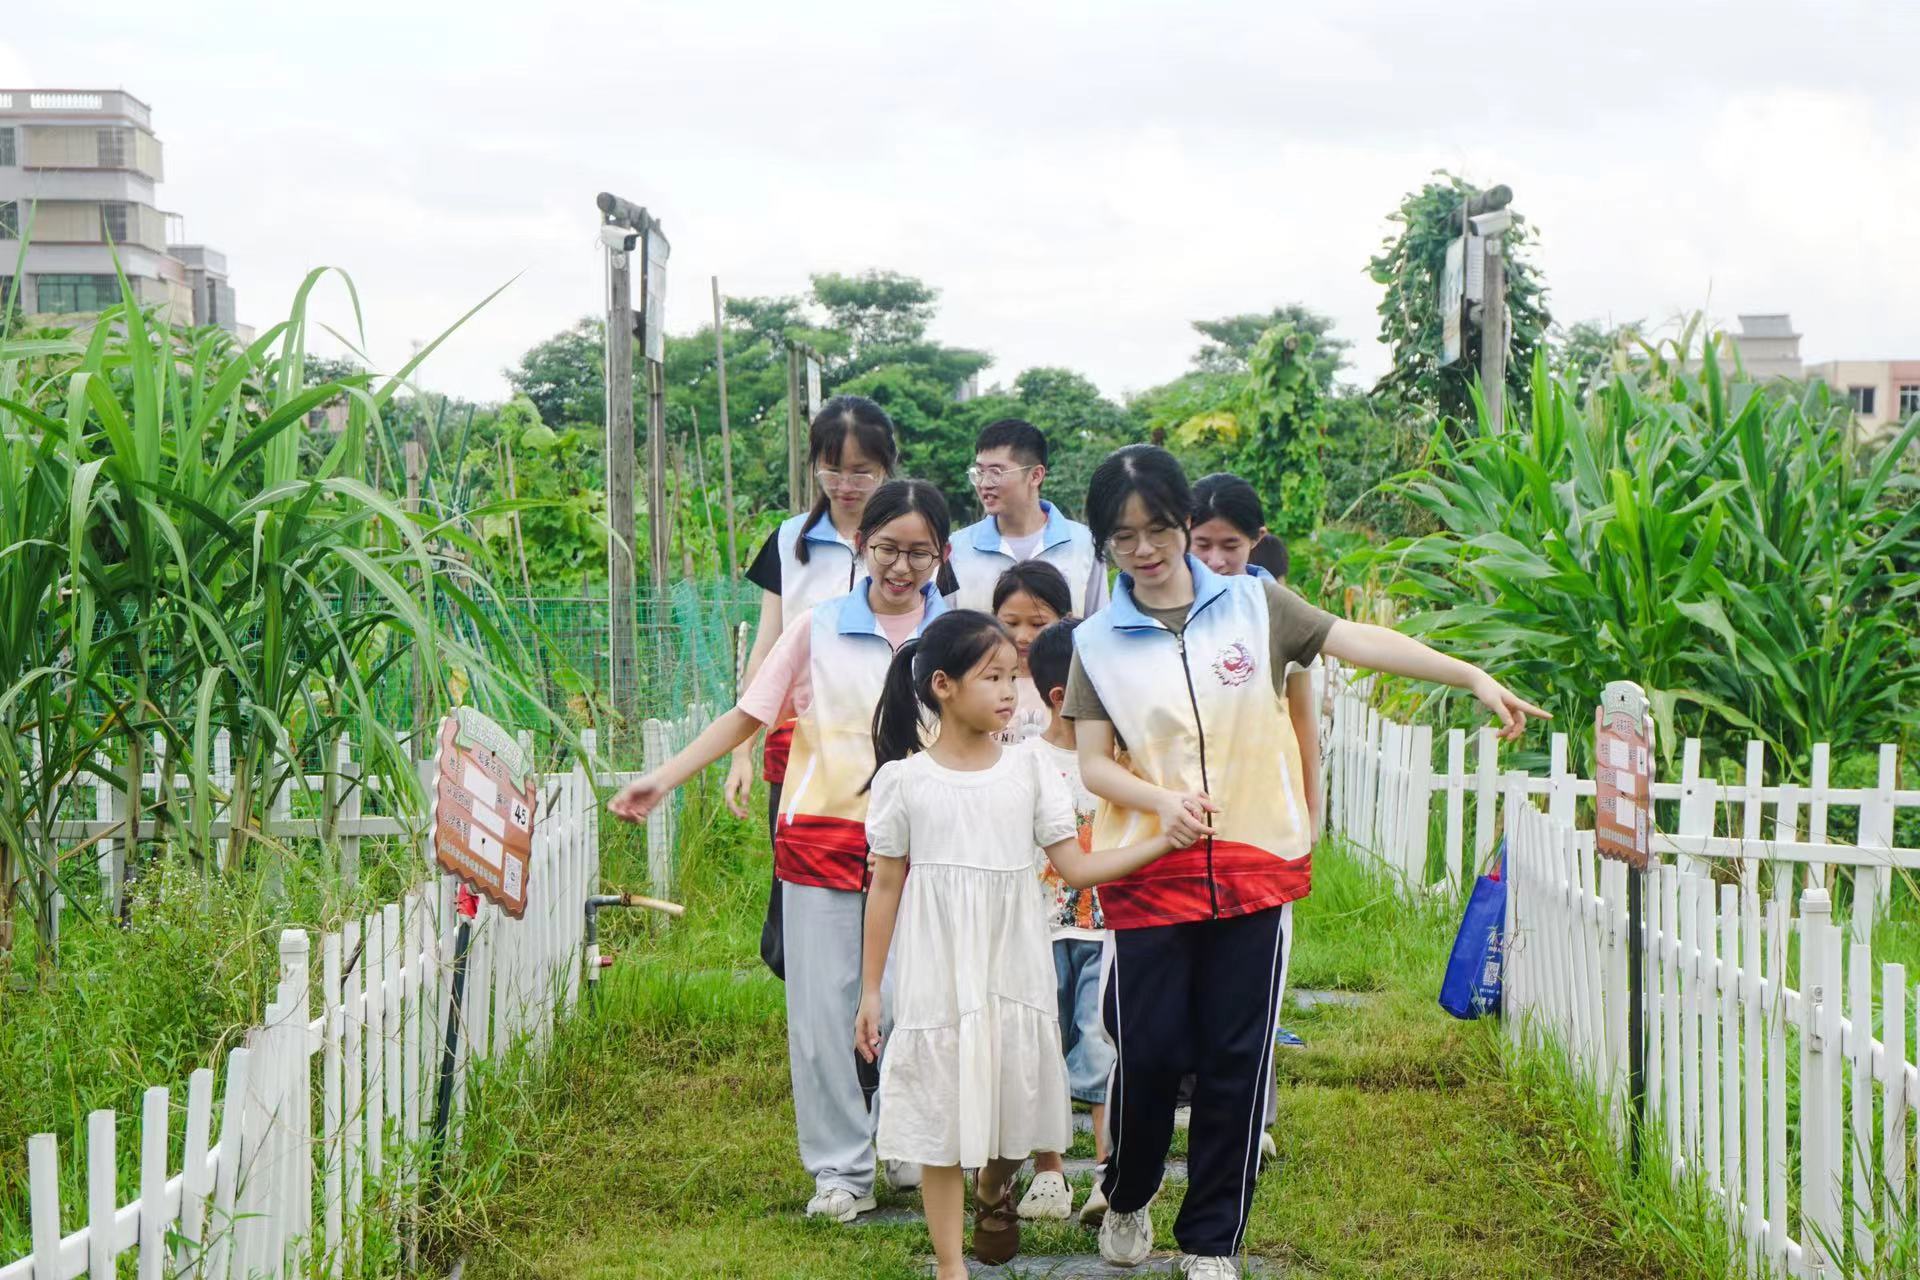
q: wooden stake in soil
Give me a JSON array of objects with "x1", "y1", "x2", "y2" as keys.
[{"x1": 710, "y1": 277, "x2": 738, "y2": 577}]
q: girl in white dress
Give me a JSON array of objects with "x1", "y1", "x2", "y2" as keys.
[{"x1": 853, "y1": 610, "x2": 1175, "y2": 1278}]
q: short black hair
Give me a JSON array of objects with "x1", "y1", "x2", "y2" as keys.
[
  {"x1": 991, "y1": 560, "x2": 1072, "y2": 619},
  {"x1": 1084, "y1": 444, "x2": 1193, "y2": 560},
  {"x1": 975, "y1": 418, "x2": 1049, "y2": 468},
  {"x1": 1191, "y1": 473, "x2": 1266, "y2": 540},
  {"x1": 1027, "y1": 616, "x2": 1081, "y2": 704},
  {"x1": 1248, "y1": 534, "x2": 1290, "y2": 580}
]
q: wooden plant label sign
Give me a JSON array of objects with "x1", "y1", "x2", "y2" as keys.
[
  {"x1": 1595, "y1": 682, "x2": 1652, "y2": 870},
  {"x1": 432, "y1": 707, "x2": 538, "y2": 918}
]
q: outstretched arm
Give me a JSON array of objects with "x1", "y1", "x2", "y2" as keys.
[
  {"x1": 1043, "y1": 830, "x2": 1176, "y2": 890},
  {"x1": 608, "y1": 708, "x2": 767, "y2": 822},
  {"x1": 1320, "y1": 620, "x2": 1549, "y2": 742},
  {"x1": 855, "y1": 856, "x2": 906, "y2": 1063}
]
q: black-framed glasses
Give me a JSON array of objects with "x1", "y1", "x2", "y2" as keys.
[
  {"x1": 1107, "y1": 524, "x2": 1184, "y2": 557},
  {"x1": 867, "y1": 543, "x2": 938, "y2": 571}
]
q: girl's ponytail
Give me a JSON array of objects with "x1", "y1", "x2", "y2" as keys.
[
  {"x1": 866, "y1": 638, "x2": 926, "y2": 790},
  {"x1": 862, "y1": 610, "x2": 1015, "y2": 792}
]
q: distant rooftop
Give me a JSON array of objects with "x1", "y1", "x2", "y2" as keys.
[
  {"x1": 1736, "y1": 314, "x2": 1799, "y2": 339},
  {"x1": 0, "y1": 89, "x2": 152, "y2": 126}
]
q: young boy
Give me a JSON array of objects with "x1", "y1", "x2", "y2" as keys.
[
  {"x1": 1015, "y1": 617, "x2": 1116, "y2": 1227},
  {"x1": 948, "y1": 419, "x2": 1108, "y2": 616}
]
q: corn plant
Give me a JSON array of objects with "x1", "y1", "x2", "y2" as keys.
[
  {"x1": 0, "y1": 262, "x2": 568, "y2": 964},
  {"x1": 1371, "y1": 339, "x2": 1920, "y2": 776}
]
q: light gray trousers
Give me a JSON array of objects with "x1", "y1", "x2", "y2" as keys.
[{"x1": 783, "y1": 881, "x2": 880, "y2": 1196}]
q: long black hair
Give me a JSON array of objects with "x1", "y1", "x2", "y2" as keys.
[
  {"x1": 1191, "y1": 472, "x2": 1266, "y2": 539},
  {"x1": 796, "y1": 395, "x2": 899, "y2": 564},
  {"x1": 856, "y1": 477, "x2": 959, "y2": 598},
  {"x1": 865, "y1": 610, "x2": 1013, "y2": 790},
  {"x1": 991, "y1": 559, "x2": 1071, "y2": 619},
  {"x1": 1084, "y1": 443, "x2": 1193, "y2": 561}
]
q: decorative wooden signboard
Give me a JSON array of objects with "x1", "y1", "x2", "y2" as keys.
[
  {"x1": 432, "y1": 707, "x2": 538, "y2": 918},
  {"x1": 1595, "y1": 681, "x2": 1653, "y2": 870}
]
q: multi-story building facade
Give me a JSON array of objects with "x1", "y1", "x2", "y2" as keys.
[
  {"x1": 0, "y1": 88, "x2": 243, "y2": 333},
  {"x1": 1801, "y1": 358, "x2": 1920, "y2": 445}
]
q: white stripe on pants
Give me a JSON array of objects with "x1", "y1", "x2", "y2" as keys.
[{"x1": 783, "y1": 881, "x2": 878, "y2": 1195}]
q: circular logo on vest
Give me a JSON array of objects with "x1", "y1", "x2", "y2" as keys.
[{"x1": 1212, "y1": 640, "x2": 1256, "y2": 688}]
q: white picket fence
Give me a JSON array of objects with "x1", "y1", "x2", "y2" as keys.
[
  {"x1": 1324, "y1": 677, "x2": 1920, "y2": 1277},
  {"x1": 2, "y1": 733, "x2": 606, "y2": 1280},
  {"x1": 1508, "y1": 796, "x2": 1919, "y2": 1277},
  {"x1": 1325, "y1": 681, "x2": 1920, "y2": 928},
  {"x1": 631, "y1": 703, "x2": 713, "y2": 904}
]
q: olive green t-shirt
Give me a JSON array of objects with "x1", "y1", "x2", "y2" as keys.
[{"x1": 1063, "y1": 578, "x2": 1336, "y2": 728}]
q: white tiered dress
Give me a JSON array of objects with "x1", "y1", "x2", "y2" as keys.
[{"x1": 868, "y1": 744, "x2": 1077, "y2": 1168}]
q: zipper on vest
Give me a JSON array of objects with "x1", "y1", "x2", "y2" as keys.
[{"x1": 1173, "y1": 630, "x2": 1219, "y2": 919}]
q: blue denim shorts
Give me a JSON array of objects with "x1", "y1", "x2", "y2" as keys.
[{"x1": 1054, "y1": 938, "x2": 1114, "y2": 1104}]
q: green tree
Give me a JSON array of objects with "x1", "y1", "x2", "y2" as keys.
[
  {"x1": 1550, "y1": 318, "x2": 1643, "y2": 402},
  {"x1": 1369, "y1": 173, "x2": 1551, "y2": 426},
  {"x1": 1238, "y1": 325, "x2": 1327, "y2": 539},
  {"x1": 505, "y1": 317, "x2": 604, "y2": 428},
  {"x1": 811, "y1": 270, "x2": 939, "y2": 355},
  {"x1": 1191, "y1": 305, "x2": 1349, "y2": 388}
]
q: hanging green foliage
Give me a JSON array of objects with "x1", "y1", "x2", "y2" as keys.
[
  {"x1": 1369, "y1": 172, "x2": 1551, "y2": 428},
  {"x1": 1237, "y1": 323, "x2": 1327, "y2": 540}
]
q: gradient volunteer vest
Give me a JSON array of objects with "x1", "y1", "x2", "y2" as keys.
[
  {"x1": 949, "y1": 501, "x2": 1100, "y2": 614},
  {"x1": 774, "y1": 579, "x2": 949, "y2": 892},
  {"x1": 763, "y1": 512, "x2": 862, "y2": 783},
  {"x1": 776, "y1": 510, "x2": 861, "y2": 617},
  {"x1": 1073, "y1": 557, "x2": 1312, "y2": 927}
]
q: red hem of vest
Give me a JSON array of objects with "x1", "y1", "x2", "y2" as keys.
[
  {"x1": 761, "y1": 723, "x2": 795, "y2": 785},
  {"x1": 773, "y1": 812, "x2": 868, "y2": 893},
  {"x1": 1098, "y1": 840, "x2": 1311, "y2": 929}
]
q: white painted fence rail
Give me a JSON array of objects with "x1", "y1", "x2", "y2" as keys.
[
  {"x1": 1324, "y1": 677, "x2": 1919, "y2": 934},
  {"x1": 2, "y1": 736, "x2": 604, "y2": 1280}
]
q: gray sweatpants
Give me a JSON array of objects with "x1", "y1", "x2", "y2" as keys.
[{"x1": 783, "y1": 881, "x2": 879, "y2": 1196}]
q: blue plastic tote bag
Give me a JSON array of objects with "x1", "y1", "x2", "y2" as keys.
[{"x1": 1439, "y1": 840, "x2": 1506, "y2": 1020}]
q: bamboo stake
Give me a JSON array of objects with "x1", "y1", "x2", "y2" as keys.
[{"x1": 710, "y1": 277, "x2": 738, "y2": 577}]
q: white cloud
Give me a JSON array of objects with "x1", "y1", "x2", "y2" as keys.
[{"x1": 7, "y1": 1, "x2": 1919, "y2": 403}]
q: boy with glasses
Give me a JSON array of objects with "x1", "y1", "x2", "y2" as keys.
[{"x1": 949, "y1": 419, "x2": 1108, "y2": 615}]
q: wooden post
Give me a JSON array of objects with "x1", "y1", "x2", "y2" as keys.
[
  {"x1": 404, "y1": 439, "x2": 427, "y2": 754},
  {"x1": 1479, "y1": 230, "x2": 1508, "y2": 430},
  {"x1": 604, "y1": 216, "x2": 641, "y2": 734},
  {"x1": 786, "y1": 344, "x2": 806, "y2": 514},
  {"x1": 711, "y1": 276, "x2": 738, "y2": 578},
  {"x1": 645, "y1": 347, "x2": 669, "y2": 593}
]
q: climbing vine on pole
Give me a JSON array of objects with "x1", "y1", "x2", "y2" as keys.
[{"x1": 1238, "y1": 323, "x2": 1326, "y2": 540}]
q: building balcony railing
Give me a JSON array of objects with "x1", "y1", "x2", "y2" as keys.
[{"x1": 0, "y1": 89, "x2": 152, "y2": 128}]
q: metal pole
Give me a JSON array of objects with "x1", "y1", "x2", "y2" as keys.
[
  {"x1": 430, "y1": 914, "x2": 472, "y2": 1164},
  {"x1": 710, "y1": 277, "x2": 738, "y2": 578},
  {"x1": 604, "y1": 219, "x2": 640, "y2": 732},
  {"x1": 646, "y1": 359, "x2": 668, "y2": 591},
  {"x1": 1627, "y1": 865, "x2": 1647, "y2": 1173},
  {"x1": 1480, "y1": 232, "x2": 1508, "y2": 431}
]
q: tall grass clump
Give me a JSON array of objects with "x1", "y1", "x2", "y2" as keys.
[{"x1": 0, "y1": 261, "x2": 566, "y2": 964}]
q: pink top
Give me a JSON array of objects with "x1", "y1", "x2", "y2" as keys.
[{"x1": 737, "y1": 594, "x2": 926, "y2": 726}]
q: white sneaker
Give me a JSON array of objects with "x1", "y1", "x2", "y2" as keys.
[
  {"x1": 1259, "y1": 1131, "x2": 1276, "y2": 1162},
  {"x1": 1173, "y1": 1105, "x2": 1192, "y2": 1130},
  {"x1": 1098, "y1": 1204, "x2": 1153, "y2": 1266},
  {"x1": 1017, "y1": 1170, "x2": 1074, "y2": 1220},
  {"x1": 884, "y1": 1160, "x2": 922, "y2": 1192},
  {"x1": 804, "y1": 1186, "x2": 876, "y2": 1222},
  {"x1": 1180, "y1": 1256, "x2": 1239, "y2": 1279},
  {"x1": 1079, "y1": 1175, "x2": 1109, "y2": 1227}
]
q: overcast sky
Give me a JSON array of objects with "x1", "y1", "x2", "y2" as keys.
[{"x1": 7, "y1": 1, "x2": 1917, "y2": 405}]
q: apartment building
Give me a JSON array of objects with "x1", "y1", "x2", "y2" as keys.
[
  {"x1": 1800, "y1": 359, "x2": 1920, "y2": 445},
  {"x1": 0, "y1": 88, "x2": 243, "y2": 334}
]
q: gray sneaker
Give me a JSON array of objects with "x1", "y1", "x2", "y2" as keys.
[
  {"x1": 1098, "y1": 1203, "x2": 1153, "y2": 1266},
  {"x1": 1180, "y1": 1256, "x2": 1238, "y2": 1279}
]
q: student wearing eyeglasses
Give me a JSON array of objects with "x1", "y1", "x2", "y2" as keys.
[
  {"x1": 948, "y1": 419, "x2": 1108, "y2": 617},
  {"x1": 734, "y1": 397, "x2": 898, "y2": 978}
]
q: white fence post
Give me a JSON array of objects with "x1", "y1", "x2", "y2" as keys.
[{"x1": 1799, "y1": 888, "x2": 1842, "y2": 1275}]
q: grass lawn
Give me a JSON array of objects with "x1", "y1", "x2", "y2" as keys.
[{"x1": 444, "y1": 780, "x2": 1730, "y2": 1280}]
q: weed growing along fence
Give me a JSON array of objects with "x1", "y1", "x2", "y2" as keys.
[{"x1": 0, "y1": 739, "x2": 603, "y2": 1279}]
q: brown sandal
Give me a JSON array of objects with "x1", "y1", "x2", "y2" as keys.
[{"x1": 972, "y1": 1185, "x2": 1021, "y2": 1265}]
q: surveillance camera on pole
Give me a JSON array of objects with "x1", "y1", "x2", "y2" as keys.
[{"x1": 1467, "y1": 208, "x2": 1512, "y2": 238}]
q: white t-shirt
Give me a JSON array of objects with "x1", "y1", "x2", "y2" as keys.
[
  {"x1": 1002, "y1": 529, "x2": 1045, "y2": 562},
  {"x1": 1028, "y1": 739, "x2": 1104, "y2": 941}
]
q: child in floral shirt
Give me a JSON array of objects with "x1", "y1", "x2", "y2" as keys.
[{"x1": 1015, "y1": 617, "x2": 1115, "y2": 1226}]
